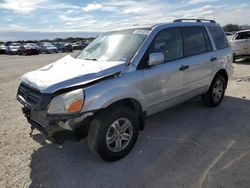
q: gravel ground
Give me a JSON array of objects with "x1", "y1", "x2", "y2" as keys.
[{"x1": 0, "y1": 53, "x2": 250, "y2": 188}]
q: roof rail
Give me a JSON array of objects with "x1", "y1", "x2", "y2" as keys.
[{"x1": 173, "y1": 19, "x2": 216, "y2": 23}]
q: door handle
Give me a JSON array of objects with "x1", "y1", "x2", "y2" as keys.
[
  {"x1": 210, "y1": 57, "x2": 217, "y2": 62},
  {"x1": 179, "y1": 65, "x2": 189, "y2": 71}
]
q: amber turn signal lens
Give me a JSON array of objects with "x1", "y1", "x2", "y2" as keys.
[{"x1": 67, "y1": 99, "x2": 84, "y2": 113}]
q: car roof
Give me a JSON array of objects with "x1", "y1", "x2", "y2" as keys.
[
  {"x1": 236, "y1": 30, "x2": 250, "y2": 34},
  {"x1": 153, "y1": 19, "x2": 219, "y2": 29},
  {"x1": 110, "y1": 19, "x2": 219, "y2": 32}
]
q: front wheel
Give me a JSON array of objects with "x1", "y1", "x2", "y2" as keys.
[
  {"x1": 201, "y1": 74, "x2": 226, "y2": 107},
  {"x1": 88, "y1": 106, "x2": 139, "y2": 162}
]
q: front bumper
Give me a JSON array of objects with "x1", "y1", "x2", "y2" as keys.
[
  {"x1": 17, "y1": 83, "x2": 93, "y2": 143},
  {"x1": 10, "y1": 50, "x2": 18, "y2": 54},
  {"x1": 21, "y1": 104, "x2": 93, "y2": 143},
  {"x1": 47, "y1": 49, "x2": 58, "y2": 53}
]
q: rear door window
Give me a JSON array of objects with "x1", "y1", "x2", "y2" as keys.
[
  {"x1": 181, "y1": 26, "x2": 207, "y2": 57},
  {"x1": 235, "y1": 32, "x2": 250, "y2": 40},
  {"x1": 203, "y1": 28, "x2": 212, "y2": 52},
  {"x1": 208, "y1": 26, "x2": 229, "y2": 50}
]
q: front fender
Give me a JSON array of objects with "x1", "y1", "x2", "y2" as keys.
[{"x1": 83, "y1": 85, "x2": 146, "y2": 113}]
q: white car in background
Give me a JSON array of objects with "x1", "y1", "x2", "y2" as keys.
[
  {"x1": 231, "y1": 30, "x2": 250, "y2": 62},
  {"x1": 5, "y1": 43, "x2": 21, "y2": 55}
]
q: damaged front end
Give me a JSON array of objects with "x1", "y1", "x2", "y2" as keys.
[
  {"x1": 16, "y1": 54, "x2": 124, "y2": 144},
  {"x1": 17, "y1": 82, "x2": 93, "y2": 144}
]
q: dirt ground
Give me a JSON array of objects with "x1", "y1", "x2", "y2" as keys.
[{"x1": 0, "y1": 52, "x2": 250, "y2": 188}]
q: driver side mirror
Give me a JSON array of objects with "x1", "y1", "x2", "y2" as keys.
[{"x1": 148, "y1": 52, "x2": 164, "y2": 66}]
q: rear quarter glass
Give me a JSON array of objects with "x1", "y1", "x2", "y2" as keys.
[{"x1": 208, "y1": 26, "x2": 229, "y2": 50}]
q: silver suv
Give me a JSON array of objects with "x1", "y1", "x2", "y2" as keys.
[{"x1": 17, "y1": 19, "x2": 233, "y2": 161}]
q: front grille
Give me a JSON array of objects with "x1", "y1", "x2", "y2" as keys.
[{"x1": 17, "y1": 83, "x2": 42, "y2": 105}]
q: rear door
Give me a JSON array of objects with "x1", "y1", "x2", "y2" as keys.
[
  {"x1": 180, "y1": 26, "x2": 214, "y2": 94},
  {"x1": 232, "y1": 31, "x2": 250, "y2": 55},
  {"x1": 207, "y1": 25, "x2": 231, "y2": 75}
]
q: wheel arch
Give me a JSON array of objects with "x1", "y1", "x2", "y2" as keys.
[
  {"x1": 100, "y1": 98, "x2": 146, "y2": 131},
  {"x1": 214, "y1": 69, "x2": 228, "y2": 88}
]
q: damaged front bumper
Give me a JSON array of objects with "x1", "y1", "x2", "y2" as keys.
[
  {"x1": 22, "y1": 106, "x2": 93, "y2": 143},
  {"x1": 17, "y1": 83, "x2": 93, "y2": 144}
]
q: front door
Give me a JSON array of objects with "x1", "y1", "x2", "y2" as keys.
[{"x1": 141, "y1": 27, "x2": 185, "y2": 115}]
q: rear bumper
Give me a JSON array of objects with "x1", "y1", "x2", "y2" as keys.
[
  {"x1": 233, "y1": 54, "x2": 250, "y2": 58},
  {"x1": 233, "y1": 49, "x2": 250, "y2": 56},
  {"x1": 47, "y1": 49, "x2": 58, "y2": 53},
  {"x1": 23, "y1": 49, "x2": 38, "y2": 55},
  {"x1": 227, "y1": 64, "x2": 234, "y2": 80}
]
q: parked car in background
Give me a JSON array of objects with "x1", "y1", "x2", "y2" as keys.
[
  {"x1": 225, "y1": 32, "x2": 233, "y2": 36},
  {"x1": 71, "y1": 41, "x2": 88, "y2": 50},
  {"x1": 71, "y1": 42, "x2": 81, "y2": 50},
  {"x1": 18, "y1": 43, "x2": 39, "y2": 55},
  {"x1": 79, "y1": 41, "x2": 89, "y2": 49},
  {"x1": 39, "y1": 42, "x2": 58, "y2": 54},
  {"x1": 5, "y1": 43, "x2": 21, "y2": 55},
  {"x1": 54, "y1": 43, "x2": 73, "y2": 52},
  {"x1": 230, "y1": 30, "x2": 250, "y2": 61},
  {"x1": 0, "y1": 44, "x2": 6, "y2": 54}
]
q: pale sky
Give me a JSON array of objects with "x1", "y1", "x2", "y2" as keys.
[{"x1": 0, "y1": 0, "x2": 249, "y2": 40}]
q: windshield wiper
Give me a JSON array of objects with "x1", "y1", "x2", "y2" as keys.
[{"x1": 85, "y1": 58, "x2": 97, "y2": 61}]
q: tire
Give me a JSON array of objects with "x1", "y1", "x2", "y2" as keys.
[
  {"x1": 201, "y1": 74, "x2": 226, "y2": 107},
  {"x1": 88, "y1": 106, "x2": 139, "y2": 162},
  {"x1": 233, "y1": 57, "x2": 236, "y2": 62}
]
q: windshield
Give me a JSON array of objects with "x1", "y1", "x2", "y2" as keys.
[
  {"x1": 56, "y1": 44, "x2": 64, "y2": 47},
  {"x1": 11, "y1": 43, "x2": 20, "y2": 46},
  {"x1": 25, "y1": 43, "x2": 37, "y2": 47},
  {"x1": 77, "y1": 29, "x2": 149, "y2": 62},
  {"x1": 43, "y1": 42, "x2": 53, "y2": 47}
]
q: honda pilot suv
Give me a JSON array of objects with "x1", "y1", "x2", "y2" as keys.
[{"x1": 17, "y1": 19, "x2": 233, "y2": 161}]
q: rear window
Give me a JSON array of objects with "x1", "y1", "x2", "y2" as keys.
[
  {"x1": 235, "y1": 32, "x2": 250, "y2": 40},
  {"x1": 208, "y1": 26, "x2": 229, "y2": 50},
  {"x1": 181, "y1": 26, "x2": 207, "y2": 57}
]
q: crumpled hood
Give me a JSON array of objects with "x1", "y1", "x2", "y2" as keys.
[{"x1": 21, "y1": 55, "x2": 125, "y2": 93}]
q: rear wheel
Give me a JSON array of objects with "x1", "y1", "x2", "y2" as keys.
[
  {"x1": 88, "y1": 106, "x2": 139, "y2": 161},
  {"x1": 233, "y1": 56, "x2": 236, "y2": 62},
  {"x1": 201, "y1": 74, "x2": 226, "y2": 107}
]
